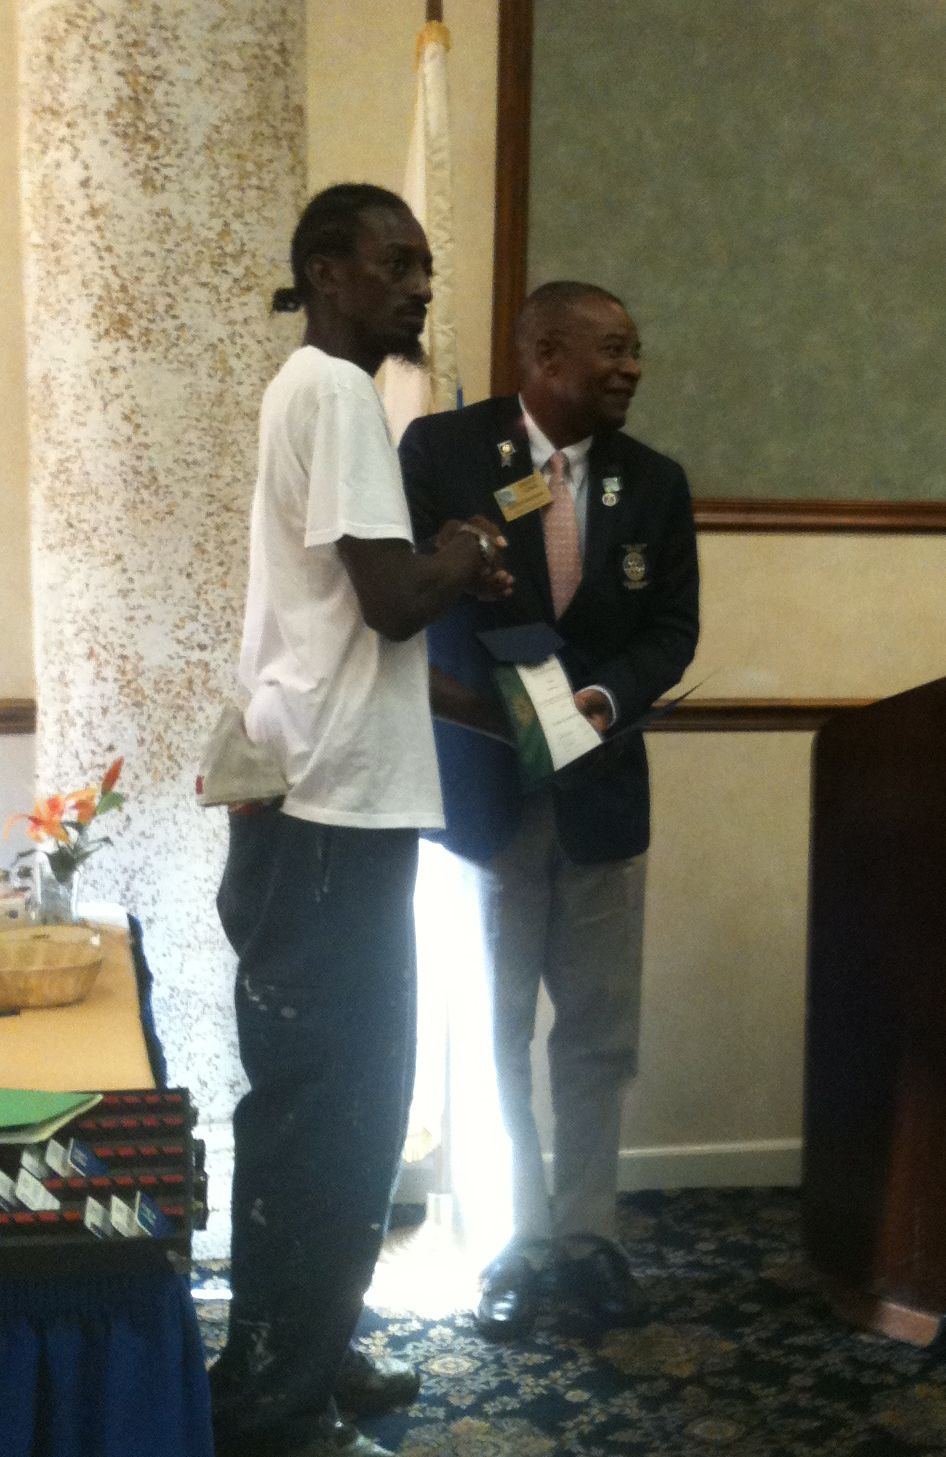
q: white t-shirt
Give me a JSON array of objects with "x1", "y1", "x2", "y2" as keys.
[{"x1": 239, "y1": 346, "x2": 445, "y2": 829}]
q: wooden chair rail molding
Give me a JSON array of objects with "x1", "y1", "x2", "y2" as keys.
[
  {"x1": 0, "y1": 699, "x2": 36, "y2": 735},
  {"x1": 648, "y1": 698, "x2": 872, "y2": 732},
  {"x1": 0, "y1": 697, "x2": 871, "y2": 737},
  {"x1": 693, "y1": 500, "x2": 946, "y2": 534}
]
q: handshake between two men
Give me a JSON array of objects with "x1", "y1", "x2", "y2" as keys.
[{"x1": 430, "y1": 514, "x2": 611, "y2": 739}]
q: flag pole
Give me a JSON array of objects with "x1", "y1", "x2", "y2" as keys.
[
  {"x1": 387, "y1": 0, "x2": 461, "y2": 1235},
  {"x1": 421, "y1": 0, "x2": 454, "y2": 1235},
  {"x1": 424, "y1": 0, "x2": 453, "y2": 1231},
  {"x1": 384, "y1": 1, "x2": 458, "y2": 436}
]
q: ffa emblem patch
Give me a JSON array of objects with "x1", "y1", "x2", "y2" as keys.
[
  {"x1": 510, "y1": 687, "x2": 537, "y2": 729},
  {"x1": 621, "y1": 544, "x2": 648, "y2": 590},
  {"x1": 497, "y1": 439, "x2": 516, "y2": 467}
]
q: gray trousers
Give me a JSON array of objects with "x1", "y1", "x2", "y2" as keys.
[{"x1": 476, "y1": 789, "x2": 645, "y2": 1244}]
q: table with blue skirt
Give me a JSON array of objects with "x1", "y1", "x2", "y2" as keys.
[{"x1": 0, "y1": 912, "x2": 213, "y2": 1457}]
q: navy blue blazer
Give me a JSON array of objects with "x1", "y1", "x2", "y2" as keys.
[{"x1": 400, "y1": 396, "x2": 700, "y2": 866}]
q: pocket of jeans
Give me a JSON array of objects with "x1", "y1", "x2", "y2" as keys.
[{"x1": 218, "y1": 808, "x2": 283, "y2": 949}]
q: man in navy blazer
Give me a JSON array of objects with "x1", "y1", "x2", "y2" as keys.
[{"x1": 400, "y1": 281, "x2": 699, "y2": 1339}]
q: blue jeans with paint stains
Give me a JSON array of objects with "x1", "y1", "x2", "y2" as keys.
[{"x1": 210, "y1": 805, "x2": 418, "y2": 1454}]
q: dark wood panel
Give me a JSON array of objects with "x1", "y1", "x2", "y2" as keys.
[
  {"x1": 491, "y1": 0, "x2": 946, "y2": 534},
  {"x1": 0, "y1": 699, "x2": 36, "y2": 735},
  {"x1": 491, "y1": 0, "x2": 533, "y2": 399},
  {"x1": 805, "y1": 677, "x2": 946, "y2": 1334}
]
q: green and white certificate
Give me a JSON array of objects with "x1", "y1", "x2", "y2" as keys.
[{"x1": 494, "y1": 655, "x2": 602, "y2": 787}]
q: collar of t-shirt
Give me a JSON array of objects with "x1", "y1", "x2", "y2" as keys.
[
  {"x1": 517, "y1": 401, "x2": 618, "y2": 729},
  {"x1": 520, "y1": 400, "x2": 593, "y2": 555}
]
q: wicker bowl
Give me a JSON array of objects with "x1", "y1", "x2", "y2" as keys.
[{"x1": 0, "y1": 924, "x2": 104, "y2": 1012}]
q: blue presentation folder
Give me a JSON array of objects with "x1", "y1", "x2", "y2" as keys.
[{"x1": 476, "y1": 622, "x2": 564, "y2": 665}]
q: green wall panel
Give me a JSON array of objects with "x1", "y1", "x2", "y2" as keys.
[{"x1": 528, "y1": 0, "x2": 946, "y2": 500}]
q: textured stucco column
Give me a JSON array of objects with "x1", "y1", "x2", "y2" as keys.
[{"x1": 18, "y1": 0, "x2": 306, "y2": 1229}]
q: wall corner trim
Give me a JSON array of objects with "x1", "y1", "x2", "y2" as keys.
[{"x1": 0, "y1": 699, "x2": 37, "y2": 735}]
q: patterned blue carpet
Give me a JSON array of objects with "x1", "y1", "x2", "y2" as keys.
[{"x1": 194, "y1": 1189, "x2": 946, "y2": 1455}]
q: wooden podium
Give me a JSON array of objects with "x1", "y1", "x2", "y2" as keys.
[{"x1": 804, "y1": 677, "x2": 946, "y2": 1345}]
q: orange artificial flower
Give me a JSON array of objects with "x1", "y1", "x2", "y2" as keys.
[
  {"x1": 4, "y1": 760, "x2": 127, "y2": 895},
  {"x1": 101, "y1": 757, "x2": 124, "y2": 793},
  {"x1": 66, "y1": 788, "x2": 99, "y2": 825},
  {"x1": 3, "y1": 795, "x2": 70, "y2": 844}
]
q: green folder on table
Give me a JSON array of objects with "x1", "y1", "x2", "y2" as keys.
[{"x1": 0, "y1": 1088, "x2": 102, "y2": 1144}]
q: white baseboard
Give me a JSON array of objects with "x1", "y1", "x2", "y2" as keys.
[
  {"x1": 191, "y1": 1128, "x2": 803, "y2": 1260},
  {"x1": 617, "y1": 1138, "x2": 802, "y2": 1190},
  {"x1": 399, "y1": 1138, "x2": 803, "y2": 1206}
]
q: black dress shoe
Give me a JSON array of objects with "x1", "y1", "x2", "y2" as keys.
[
  {"x1": 474, "y1": 1251, "x2": 542, "y2": 1341},
  {"x1": 216, "y1": 1411, "x2": 394, "y2": 1457},
  {"x1": 333, "y1": 1347, "x2": 420, "y2": 1416},
  {"x1": 287, "y1": 1414, "x2": 394, "y2": 1456},
  {"x1": 556, "y1": 1236, "x2": 649, "y2": 1328}
]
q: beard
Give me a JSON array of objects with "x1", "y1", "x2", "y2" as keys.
[{"x1": 388, "y1": 335, "x2": 428, "y2": 368}]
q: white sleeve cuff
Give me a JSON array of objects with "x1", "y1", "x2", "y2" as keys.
[{"x1": 587, "y1": 683, "x2": 618, "y2": 728}]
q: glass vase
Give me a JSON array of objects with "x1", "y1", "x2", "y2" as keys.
[{"x1": 32, "y1": 856, "x2": 80, "y2": 925}]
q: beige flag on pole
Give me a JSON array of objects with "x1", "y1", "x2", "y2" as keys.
[{"x1": 383, "y1": 19, "x2": 460, "y2": 442}]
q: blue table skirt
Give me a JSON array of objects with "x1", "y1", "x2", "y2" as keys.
[{"x1": 0, "y1": 1270, "x2": 213, "y2": 1457}]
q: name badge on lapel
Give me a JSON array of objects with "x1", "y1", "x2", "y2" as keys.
[
  {"x1": 621, "y1": 543, "x2": 648, "y2": 590},
  {"x1": 494, "y1": 471, "x2": 553, "y2": 522}
]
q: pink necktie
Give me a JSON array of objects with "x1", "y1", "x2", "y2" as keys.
[{"x1": 542, "y1": 450, "x2": 582, "y2": 620}]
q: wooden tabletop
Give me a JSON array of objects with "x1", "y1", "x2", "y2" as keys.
[{"x1": 0, "y1": 925, "x2": 156, "y2": 1092}]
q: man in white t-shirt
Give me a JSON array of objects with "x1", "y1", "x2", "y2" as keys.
[{"x1": 210, "y1": 184, "x2": 511, "y2": 1457}]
